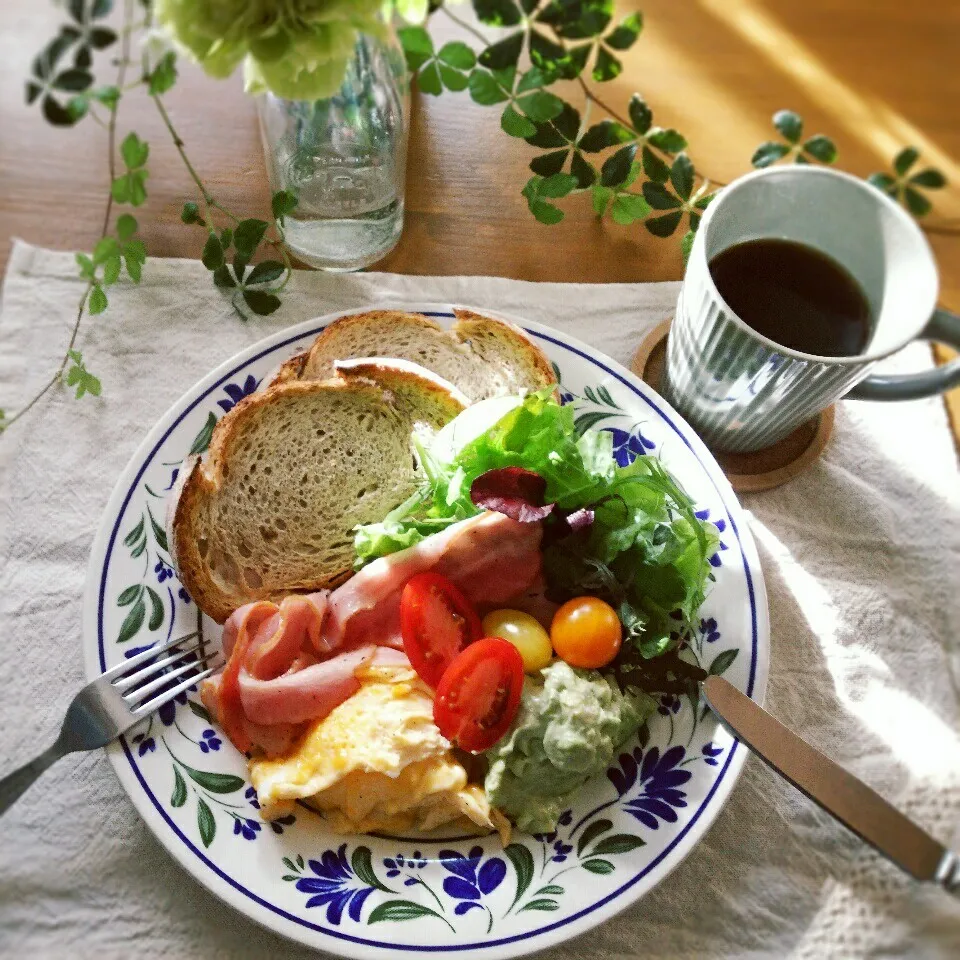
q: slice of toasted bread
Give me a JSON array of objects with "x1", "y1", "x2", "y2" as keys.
[
  {"x1": 283, "y1": 308, "x2": 557, "y2": 400},
  {"x1": 171, "y1": 363, "x2": 466, "y2": 623}
]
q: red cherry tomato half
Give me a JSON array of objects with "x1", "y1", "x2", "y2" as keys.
[
  {"x1": 400, "y1": 573, "x2": 483, "y2": 688},
  {"x1": 433, "y1": 637, "x2": 525, "y2": 752}
]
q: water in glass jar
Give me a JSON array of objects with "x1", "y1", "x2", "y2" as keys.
[{"x1": 258, "y1": 33, "x2": 409, "y2": 272}]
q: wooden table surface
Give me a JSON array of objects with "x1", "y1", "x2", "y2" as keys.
[{"x1": 2, "y1": 0, "x2": 958, "y2": 442}]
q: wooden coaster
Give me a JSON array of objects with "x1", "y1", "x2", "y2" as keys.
[{"x1": 631, "y1": 319, "x2": 834, "y2": 493}]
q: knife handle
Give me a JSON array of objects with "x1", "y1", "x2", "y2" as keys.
[{"x1": 702, "y1": 675, "x2": 960, "y2": 896}]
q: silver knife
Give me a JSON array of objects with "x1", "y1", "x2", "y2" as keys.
[{"x1": 702, "y1": 674, "x2": 960, "y2": 896}]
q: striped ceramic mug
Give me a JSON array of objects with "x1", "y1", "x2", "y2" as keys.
[{"x1": 661, "y1": 166, "x2": 960, "y2": 453}]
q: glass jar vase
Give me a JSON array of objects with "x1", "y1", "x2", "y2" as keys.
[{"x1": 257, "y1": 29, "x2": 409, "y2": 272}]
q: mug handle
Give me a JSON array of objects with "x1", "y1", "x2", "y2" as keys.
[{"x1": 847, "y1": 308, "x2": 960, "y2": 401}]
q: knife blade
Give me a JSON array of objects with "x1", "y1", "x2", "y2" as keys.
[{"x1": 702, "y1": 674, "x2": 960, "y2": 895}]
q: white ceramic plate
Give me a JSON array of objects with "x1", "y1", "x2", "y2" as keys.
[{"x1": 82, "y1": 305, "x2": 769, "y2": 958}]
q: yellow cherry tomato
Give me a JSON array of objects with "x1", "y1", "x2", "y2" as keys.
[
  {"x1": 550, "y1": 597, "x2": 622, "y2": 669},
  {"x1": 482, "y1": 609, "x2": 553, "y2": 673}
]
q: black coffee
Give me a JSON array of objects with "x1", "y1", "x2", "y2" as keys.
[{"x1": 708, "y1": 238, "x2": 871, "y2": 357}]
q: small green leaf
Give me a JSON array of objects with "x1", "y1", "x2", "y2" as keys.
[
  {"x1": 220, "y1": 227, "x2": 233, "y2": 250},
  {"x1": 802, "y1": 135, "x2": 837, "y2": 164},
  {"x1": 148, "y1": 51, "x2": 178, "y2": 95},
  {"x1": 171, "y1": 767, "x2": 187, "y2": 807},
  {"x1": 417, "y1": 61, "x2": 443, "y2": 96},
  {"x1": 591, "y1": 834, "x2": 645, "y2": 856},
  {"x1": 118, "y1": 596, "x2": 145, "y2": 643},
  {"x1": 117, "y1": 583, "x2": 142, "y2": 606},
  {"x1": 606, "y1": 13, "x2": 643, "y2": 49},
  {"x1": 92, "y1": 85, "x2": 120, "y2": 109},
  {"x1": 474, "y1": 0, "x2": 523, "y2": 27},
  {"x1": 282, "y1": 856, "x2": 297, "y2": 872},
  {"x1": 773, "y1": 109, "x2": 803, "y2": 144},
  {"x1": 189, "y1": 412, "x2": 217, "y2": 455},
  {"x1": 517, "y1": 90, "x2": 565, "y2": 123},
  {"x1": 708, "y1": 648, "x2": 739, "y2": 676},
  {"x1": 116, "y1": 213, "x2": 137, "y2": 239},
  {"x1": 644, "y1": 211, "x2": 683, "y2": 237},
  {"x1": 516, "y1": 66, "x2": 550, "y2": 94},
  {"x1": 53, "y1": 68, "x2": 92, "y2": 92},
  {"x1": 909, "y1": 168, "x2": 946, "y2": 189},
  {"x1": 582, "y1": 858, "x2": 615, "y2": 874},
  {"x1": 535, "y1": 884, "x2": 565, "y2": 895},
  {"x1": 570, "y1": 151, "x2": 596, "y2": 188},
  {"x1": 233, "y1": 219, "x2": 269, "y2": 256},
  {"x1": 577, "y1": 818, "x2": 612, "y2": 856},
  {"x1": 751, "y1": 141, "x2": 791, "y2": 168},
  {"x1": 680, "y1": 229, "x2": 696, "y2": 265},
  {"x1": 181, "y1": 201, "x2": 201, "y2": 224},
  {"x1": 578, "y1": 120, "x2": 635, "y2": 153},
  {"x1": 88, "y1": 284, "x2": 108, "y2": 314},
  {"x1": 271, "y1": 189, "x2": 298, "y2": 219},
  {"x1": 351, "y1": 845, "x2": 393, "y2": 892},
  {"x1": 212, "y1": 265, "x2": 235, "y2": 288},
  {"x1": 102, "y1": 254, "x2": 121, "y2": 285},
  {"x1": 188, "y1": 699, "x2": 212, "y2": 723},
  {"x1": 468, "y1": 68, "x2": 510, "y2": 105},
  {"x1": 600, "y1": 143, "x2": 638, "y2": 187},
  {"x1": 368, "y1": 900, "x2": 445, "y2": 924},
  {"x1": 505, "y1": 843, "x2": 534, "y2": 909},
  {"x1": 438, "y1": 41, "x2": 476, "y2": 70},
  {"x1": 628, "y1": 94, "x2": 652, "y2": 134},
  {"x1": 75, "y1": 253, "x2": 95, "y2": 280},
  {"x1": 120, "y1": 131, "x2": 148, "y2": 169},
  {"x1": 520, "y1": 898, "x2": 560, "y2": 912},
  {"x1": 438, "y1": 65, "x2": 469, "y2": 92},
  {"x1": 894, "y1": 146, "x2": 919, "y2": 177},
  {"x1": 670, "y1": 154, "x2": 695, "y2": 200},
  {"x1": 641, "y1": 145, "x2": 671, "y2": 184},
  {"x1": 243, "y1": 290, "x2": 282, "y2": 315},
  {"x1": 145, "y1": 585, "x2": 164, "y2": 631},
  {"x1": 149, "y1": 507, "x2": 169, "y2": 551},
  {"x1": 502, "y1": 105, "x2": 538, "y2": 138},
  {"x1": 903, "y1": 186, "x2": 932, "y2": 217},
  {"x1": 611, "y1": 192, "x2": 650, "y2": 225},
  {"x1": 647, "y1": 127, "x2": 687, "y2": 154},
  {"x1": 398, "y1": 25, "x2": 434, "y2": 71},
  {"x1": 93, "y1": 236, "x2": 119, "y2": 263},
  {"x1": 197, "y1": 798, "x2": 215, "y2": 847},
  {"x1": 867, "y1": 172, "x2": 896, "y2": 194},
  {"x1": 530, "y1": 149, "x2": 569, "y2": 177},
  {"x1": 246, "y1": 260, "x2": 285, "y2": 285},
  {"x1": 479, "y1": 31, "x2": 524, "y2": 71},
  {"x1": 202, "y1": 233, "x2": 224, "y2": 270},
  {"x1": 592, "y1": 46, "x2": 621, "y2": 83},
  {"x1": 642, "y1": 181, "x2": 682, "y2": 210},
  {"x1": 538, "y1": 172, "x2": 578, "y2": 198},
  {"x1": 592, "y1": 184, "x2": 613, "y2": 216}
]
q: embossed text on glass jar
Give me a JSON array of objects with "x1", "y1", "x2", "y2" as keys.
[{"x1": 257, "y1": 30, "x2": 409, "y2": 272}]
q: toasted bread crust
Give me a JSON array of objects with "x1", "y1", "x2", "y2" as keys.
[
  {"x1": 302, "y1": 311, "x2": 452, "y2": 383},
  {"x1": 271, "y1": 350, "x2": 309, "y2": 385},
  {"x1": 451, "y1": 308, "x2": 558, "y2": 397}
]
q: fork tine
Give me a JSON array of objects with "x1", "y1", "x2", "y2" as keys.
[
  {"x1": 113, "y1": 637, "x2": 212, "y2": 692},
  {"x1": 102, "y1": 632, "x2": 200, "y2": 681},
  {"x1": 121, "y1": 648, "x2": 223, "y2": 705},
  {"x1": 131, "y1": 664, "x2": 222, "y2": 719}
]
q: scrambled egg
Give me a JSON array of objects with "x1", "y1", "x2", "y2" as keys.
[{"x1": 250, "y1": 659, "x2": 509, "y2": 842}]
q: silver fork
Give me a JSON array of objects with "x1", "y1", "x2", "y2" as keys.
[{"x1": 0, "y1": 632, "x2": 223, "y2": 815}]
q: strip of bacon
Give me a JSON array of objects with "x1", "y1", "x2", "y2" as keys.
[{"x1": 325, "y1": 512, "x2": 543, "y2": 650}]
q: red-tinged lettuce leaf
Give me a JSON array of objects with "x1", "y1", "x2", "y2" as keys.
[{"x1": 471, "y1": 467, "x2": 555, "y2": 522}]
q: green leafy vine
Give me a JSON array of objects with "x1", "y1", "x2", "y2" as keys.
[{"x1": 1, "y1": 0, "x2": 949, "y2": 438}]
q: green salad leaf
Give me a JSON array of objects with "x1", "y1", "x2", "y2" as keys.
[{"x1": 352, "y1": 391, "x2": 719, "y2": 661}]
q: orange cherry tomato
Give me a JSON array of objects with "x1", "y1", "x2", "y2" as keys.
[
  {"x1": 433, "y1": 637, "x2": 524, "y2": 752},
  {"x1": 550, "y1": 597, "x2": 622, "y2": 668},
  {"x1": 400, "y1": 573, "x2": 482, "y2": 688}
]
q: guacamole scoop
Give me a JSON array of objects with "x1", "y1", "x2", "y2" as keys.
[{"x1": 484, "y1": 660, "x2": 656, "y2": 833}]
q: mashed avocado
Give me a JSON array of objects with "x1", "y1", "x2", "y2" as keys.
[{"x1": 484, "y1": 660, "x2": 656, "y2": 833}]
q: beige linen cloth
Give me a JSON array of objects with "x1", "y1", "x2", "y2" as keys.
[{"x1": 0, "y1": 239, "x2": 958, "y2": 958}]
